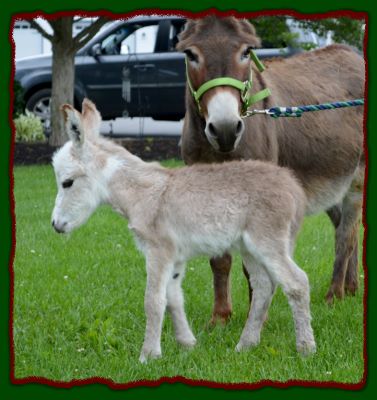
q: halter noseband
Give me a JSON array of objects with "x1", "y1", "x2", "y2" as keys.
[{"x1": 185, "y1": 50, "x2": 271, "y2": 115}]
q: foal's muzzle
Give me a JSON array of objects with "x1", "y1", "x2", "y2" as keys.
[{"x1": 52, "y1": 219, "x2": 67, "y2": 234}]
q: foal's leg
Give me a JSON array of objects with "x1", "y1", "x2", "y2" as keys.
[
  {"x1": 242, "y1": 263, "x2": 253, "y2": 309},
  {"x1": 139, "y1": 251, "x2": 174, "y2": 363},
  {"x1": 167, "y1": 263, "x2": 196, "y2": 347},
  {"x1": 242, "y1": 234, "x2": 316, "y2": 355},
  {"x1": 279, "y1": 257, "x2": 316, "y2": 355},
  {"x1": 236, "y1": 254, "x2": 276, "y2": 351},
  {"x1": 325, "y1": 171, "x2": 363, "y2": 303},
  {"x1": 210, "y1": 253, "x2": 233, "y2": 324}
]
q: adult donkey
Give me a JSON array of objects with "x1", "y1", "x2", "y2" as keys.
[{"x1": 177, "y1": 16, "x2": 365, "y2": 323}]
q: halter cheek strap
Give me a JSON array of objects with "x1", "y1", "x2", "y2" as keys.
[{"x1": 185, "y1": 50, "x2": 271, "y2": 115}]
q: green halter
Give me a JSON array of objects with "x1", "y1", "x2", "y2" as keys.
[{"x1": 185, "y1": 50, "x2": 271, "y2": 115}]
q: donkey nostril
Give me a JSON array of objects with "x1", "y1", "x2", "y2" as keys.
[
  {"x1": 235, "y1": 120, "x2": 244, "y2": 136},
  {"x1": 208, "y1": 122, "x2": 217, "y2": 138},
  {"x1": 52, "y1": 220, "x2": 67, "y2": 234}
]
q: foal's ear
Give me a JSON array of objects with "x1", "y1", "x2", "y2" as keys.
[
  {"x1": 61, "y1": 104, "x2": 84, "y2": 146},
  {"x1": 81, "y1": 98, "x2": 102, "y2": 136}
]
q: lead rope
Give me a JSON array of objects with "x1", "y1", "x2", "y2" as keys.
[{"x1": 244, "y1": 99, "x2": 365, "y2": 118}]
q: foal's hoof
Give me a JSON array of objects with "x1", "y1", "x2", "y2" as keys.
[
  {"x1": 297, "y1": 341, "x2": 316, "y2": 357},
  {"x1": 177, "y1": 334, "x2": 197, "y2": 348},
  {"x1": 235, "y1": 339, "x2": 259, "y2": 353},
  {"x1": 139, "y1": 349, "x2": 161, "y2": 364}
]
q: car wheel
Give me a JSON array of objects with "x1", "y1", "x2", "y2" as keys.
[{"x1": 26, "y1": 88, "x2": 52, "y2": 137}]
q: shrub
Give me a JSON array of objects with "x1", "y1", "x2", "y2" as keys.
[
  {"x1": 13, "y1": 80, "x2": 25, "y2": 118},
  {"x1": 14, "y1": 110, "x2": 45, "y2": 142}
]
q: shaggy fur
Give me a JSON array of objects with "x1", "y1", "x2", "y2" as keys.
[{"x1": 51, "y1": 99, "x2": 315, "y2": 363}]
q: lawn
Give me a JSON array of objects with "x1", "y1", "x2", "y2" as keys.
[{"x1": 12, "y1": 162, "x2": 365, "y2": 385}]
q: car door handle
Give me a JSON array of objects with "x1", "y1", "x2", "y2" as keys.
[{"x1": 133, "y1": 64, "x2": 155, "y2": 70}]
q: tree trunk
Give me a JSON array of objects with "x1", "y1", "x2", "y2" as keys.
[{"x1": 49, "y1": 20, "x2": 75, "y2": 147}]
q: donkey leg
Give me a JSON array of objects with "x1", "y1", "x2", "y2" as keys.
[
  {"x1": 267, "y1": 255, "x2": 316, "y2": 355},
  {"x1": 326, "y1": 175, "x2": 363, "y2": 303},
  {"x1": 209, "y1": 253, "x2": 232, "y2": 325},
  {"x1": 326, "y1": 204, "x2": 360, "y2": 299},
  {"x1": 345, "y1": 240, "x2": 359, "y2": 295},
  {"x1": 344, "y1": 167, "x2": 364, "y2": 295},
  {"x1": 139, "y1": 252, "x2": 174, "y2": 363},
  {"x1": 236, "y1": 254, "x2": 276, "y2": 352},
  {"x1": 167, "y1": 263, "x2": 196, "y2": 347},
  {"x1": 242, "y1": 263, "x2": 253, "y2": 309}
]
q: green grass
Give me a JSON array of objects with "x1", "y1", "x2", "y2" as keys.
[{"x1": 12, "y1": 163, "x2": 365, "y2": 384}]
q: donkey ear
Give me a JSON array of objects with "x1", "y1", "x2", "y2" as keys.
[
  {"x1": 176, "y1": 19, "x2": 196, "y2": 51},
  {"x1": 81, "y1": 98, "x2": 102, "y2": 136},
  {"x1": 240, "y1": 19, "x2": 261, "y2": 48},
  {"x1": 61, "y1": 104, "x2": 84, "y2": 146}
]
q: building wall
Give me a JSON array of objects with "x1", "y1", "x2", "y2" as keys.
[{"x1": 13, "y1": 18, "x2": 98, "y2": 60}]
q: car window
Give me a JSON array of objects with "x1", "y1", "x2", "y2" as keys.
[
  {"x1": 100, "y1": 24, "x2": 159, "y2": 55},
  {"x1": 123, "y1": 24, "x2": 158, "y2": 54},
  {"x1": 101, "y1": 26, "x2": 130, "y2": 55},
  {"x1": 169, "y1": 21, "x2": 185, "y2": 52}
]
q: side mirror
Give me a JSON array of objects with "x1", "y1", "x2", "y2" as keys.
[{"x1": 90, "y1": 43, "x2": 102, "y2": 57}]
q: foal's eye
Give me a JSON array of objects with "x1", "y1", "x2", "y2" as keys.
[
  {"x1": 71, "y1": 123, "x2": 79, "y2": 133},
  {"x1": 184, "y1": 49, "x2": 199, "y2": 63},
  {"x1": 62, "y1": 179, "x2": 74, "y2": 189},
  {"x1": 241, "y1": 46, "x2": 253, "y2": 60}
]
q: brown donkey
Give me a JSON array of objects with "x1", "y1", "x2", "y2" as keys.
[{"x1": 177, "y1": 16, "x2": 365, "y2": 322}]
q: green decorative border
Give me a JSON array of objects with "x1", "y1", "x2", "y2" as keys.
[{"x1": 1, "y1": 1, "x2": 375, "y2": 399}]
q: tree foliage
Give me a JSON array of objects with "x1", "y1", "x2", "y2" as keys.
[
  {"x1": 298, "y1": 18, "x2": 364, "y2": 50},
  {"x1": 250, "y1": 16, "x2": 364, "y2": 50}
]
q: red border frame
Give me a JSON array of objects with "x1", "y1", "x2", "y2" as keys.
[{"x1": 8, "y1": 7, "x2": 369, "y2": 391}]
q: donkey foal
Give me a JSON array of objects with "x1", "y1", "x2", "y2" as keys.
[{"x1": 51, "y1": 99, "x2": 316, "y2": 363}]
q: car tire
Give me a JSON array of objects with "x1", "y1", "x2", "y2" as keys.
[{"x1": 26, "y1": 88, "x2": 52, "y2": 137}]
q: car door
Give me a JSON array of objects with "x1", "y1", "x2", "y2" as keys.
[
  {"x1": 123, "y1": 18, "x2": 186, "y2": 120},
  {"x1": 148, "y1": 18, "x2": 186, "y2": 120},
  {"x1": 76, "y1": 20, "x2": 161, "y2": 120}
]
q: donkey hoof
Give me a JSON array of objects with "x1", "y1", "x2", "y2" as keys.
[
  {"x1": 139, "y1": 348, "x2": 161, "y2": 364},
  {"x1": 178, "y1": 334, "x2": 197, "y2": 348},
  {"x1": 209, "y1": 311, "x2": 232, "y2": 326},
  {"x1": 325, "y1": 291, "x2": 335, "y2": 306},
  {"x1": 297, "y1": 341, "x2": 316, "y2": 357},
  {"x1": 325, "y1": 286, "x2": 344, "y2": 305},
  {"x1": 235, "y1": 339, "x2": 259, "y2": 352},
  {"x1": 235, "y1": 342, "x2": 245, "y2": 352},
  {"x1": 345, "y1": 282, "x2": 358, "y2": 296}
]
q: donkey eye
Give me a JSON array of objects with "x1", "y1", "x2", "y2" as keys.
[
  {"x1": 184, "y1": 49, "x2": 198, "y2": 63},
  {"x1": 62, "y1": 179, "x2": 74, "y2": 189},
  {"x1": 71, "y1": 122, "x2": 79, "y2": 132},
  {"x1": 241, "y1": 46, "x2": 253, "y2": 60}
]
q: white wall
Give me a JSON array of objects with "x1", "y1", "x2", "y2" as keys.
[{"x1": 13, "y1": 18, "x2": 97, "y2": 60}]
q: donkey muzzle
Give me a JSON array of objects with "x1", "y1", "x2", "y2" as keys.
[
  {"x1": 52, "y1": 219, "x2": 67, "y2": 234},
  {"x1": 205, "y1": 118, "x2": 245, "y2": 153}
]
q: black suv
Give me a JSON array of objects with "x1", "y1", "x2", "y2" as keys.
[{"x1": 15, "y1": 16, "x2": 299, "y2": 133}]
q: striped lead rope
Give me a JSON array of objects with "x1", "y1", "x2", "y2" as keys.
[{"x1": 244, "y1": 99, "x2": 364, "y2": 118}]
